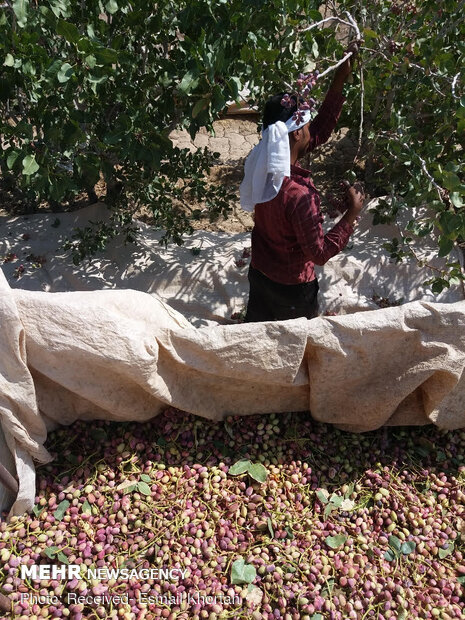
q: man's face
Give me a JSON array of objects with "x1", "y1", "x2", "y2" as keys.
[
  {"x1": 302, "y1": 123, "x2": 312, "y2": 156},
  {"x1": 289, "y1": 122, "x2": 312, "y2": 163},
  {"x1": 291, "y1": 123, "x2": 312, "y2": 160}
]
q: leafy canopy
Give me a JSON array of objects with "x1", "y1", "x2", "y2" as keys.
[
  {"x1": 1, "y1": 0, "x2": 322, "y2": 259},
  {"x1": 337, "y1": 0, "x2": 464, "y2": 292},
  {"x1": 1, "y1": 0, "x2": 464, "y2": 291}
]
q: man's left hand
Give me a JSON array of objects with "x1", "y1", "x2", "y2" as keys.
[{"x1": 334, "y1": 39, "x2": 362, "y2": 83}]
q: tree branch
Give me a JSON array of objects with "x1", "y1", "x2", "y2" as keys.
[
  {"x1": 452, "y1": 73, "x2": 460, "y2": 99},
  {"x1": 300, "y1": 14, "x2": 361, "y2": 41},
  {"x1": 317, "y1": 51, "x2": 354, "y2": 79}
]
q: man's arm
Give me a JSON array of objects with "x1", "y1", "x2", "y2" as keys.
[
  {"x1": 290, "y1": 191, "x2": 353, "y2": 266},
  {"x1": 308, "y1": 40, "x2": 360, "y2": 152},
  {"x1": 307, "y1": 91, "x2": 345, "y2": 152},
  {"x1": 327, "y1": 40, "x2": 360, "y2": 97},
  {"x1": 290, "y1": 183, "x2": 365, "y2": 266}
]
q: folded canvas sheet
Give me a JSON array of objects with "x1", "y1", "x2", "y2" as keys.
[{"x1": 0, "y1": 204, "x2": 464, "y2": 515}]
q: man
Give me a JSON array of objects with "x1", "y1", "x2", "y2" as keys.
[{"x1": 240, "y1": 41, "x2": 365, "y2": 322}]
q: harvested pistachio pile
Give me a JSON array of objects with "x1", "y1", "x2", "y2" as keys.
[{"x1": 1, "y1": 409, "x2": 464, "y2": 620}]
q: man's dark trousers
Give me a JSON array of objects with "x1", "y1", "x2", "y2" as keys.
[{"x1": 244, "y1": 265, "x2": 319, "y2": 322}]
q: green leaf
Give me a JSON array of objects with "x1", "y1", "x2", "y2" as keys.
[
  {"x1": 7, "y1": 150, "x2": 20, "y2": 169},
  {"x1": 140, "y1": 474, "x2": 151, "y2": 483},
  {"x1": 49, "y1": 0, "x2": 70, "y2": 18},
  {"x1": 267, "y1": 517, "x2": 274, "y2": 539},
  {"x1": 438, "y1": 237, "x2": 454, "y2": 257},
  {"x1": 211, "y1": 86, "x2": 226, "y2": 112},
  {"x1": 44, "y1": 546, "x2": 59, "y2": 559},
  {"x1": 4, "y1": 54, "x2": 14, "y2": 67},
  {"x1": 415, "y1": 437, "x2": 434, "y2": 453},
  {"x1": 92, "y1": 428, "x2": 107, "y2": 441},
  {"x1": 77, "y1": 36, "x2": 95, "y2": 53},
  {"x1": 363, "y1": 28, "x2": 378, "y2": 40},
  {"x1": 82, "y1": 500, "x2": 92, "y2": 515},
  {"x1": 310, "y1": 615, "x2": 324, "y2": 620},
  {"x1": 325, "y1": 535, "x2": 347, "y2": 549},
  {"x1": 22, "y1": 154, "x2": 39, "y2": 176},
  {"x1": 316, "y1": 490, "x2": 329, "y2": 504},
  {"x1": 192, "y1": 97, "x2": 210, "y2": 119},
  {"x1": 117, "y1": 479, "x2": 137, "y2": 493},
  {"x1": 307, "y1": 9, "x2": 323, "y2": 20},
  {"x1": 441, "y1": 171, "x2": 463, "y2": 192},
  {"x1": 87, "y1": 72, "x2": 108, "y2": 84},
  {"x1": 285, "y1": 526, "x2": 295, "y2": 540},
  {"x1": 106, "y1": 0, "x2": 119, "y2": 14},
  {"x1": 54, "y1": 500, "x2": 70, "y2": 521},
  {"x1": 57, "y1": 62, "x2": 74, "y2": 83},
  {"x1": 329, "y1": 493, "x2": 342, "y2": 508},
  {"x1": 290, "y1": 39, "x2": 301, "y2": 58},
  {"x1": 228, "y1": 76, "x2": 241, "y2": 99},
  {"x1": 224, "y1": 420, "x2": 234, "y2": 439},
  {"x1": 231, "y1": 558, "x2": 256, "y2": 585},
  {"x1": 439, "y1": 542, "x2": 454, "y2": 559},
  {"x1": 458, "y1": 576, "x2": 465, "y2": 585},
  {"x1": 431, "y1": 279, "x2": 448, "y2": 294},
  {"x1": 438, "y1": 211, "x2": 459, "y2": 239},
  {"x1": 256, "y1": 48, "x2": 279, "y2": 62},
  {"x1": 57, "y1": 20, "x2": 80, "y2": 44},
  {"x1": 32, "y1": 504, "x2": 44, "y2": 517},
  {"x1": 384, "y1": 548, "x2": 397, "y2": 562},
  {"x1": 229, "y1": 460, "x2": 251, "y2": 476},
  {"x1": 321, "y1": 577, "x2": 335, "y2": 599},
  {"x1": 388, "y1": 535, "x2": 402, "y2": 552},
  {"x1": 13, "y1": 0, "x2": 28, "y2": 28},
  {"x1": 450, "y1": 192, "x2": 464, "y2": 208},
  {"x1": 57, "y1": 552, "x2": 69, "y2": 564},
  {"x1": 94, "y1": 48, "x2": 118, "y2": 65},
  {"x1": 137, "y1": 481, "x2": 152, "y2": 496},
  {"x1": 248, "y1": 463, "x2": 268, "y2": 484},
  {"x1": 178, "y1": 70, "x2": 199, "y2": 94},
  {"x1": 323, "y1": 503, "x2": 333, "y2": 519},
  {"x1": 85, "y1": 55, "x2": 97, "y2": 69},
  {"x1": 45, "y1": 59, "x2": 62, "y2": 77},
  {"x1": 401, "y1": 541, "x2": 416, "y2": 555}
]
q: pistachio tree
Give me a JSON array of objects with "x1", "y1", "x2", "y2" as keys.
[
  {"x1": 1, "y1": 0, "x2": 322, "y2": 259},
  {"x1": 1, "y1": 0, "x2": 464, "y2": 292}
]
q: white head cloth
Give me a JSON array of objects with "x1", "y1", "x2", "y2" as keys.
[{"x1": 239, "y1": 109, "x2": 315, "y2": 212}]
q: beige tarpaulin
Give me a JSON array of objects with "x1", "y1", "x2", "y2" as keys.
[{"x1": 0, "y1": 203, "x2": 464, "y2": 515}]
